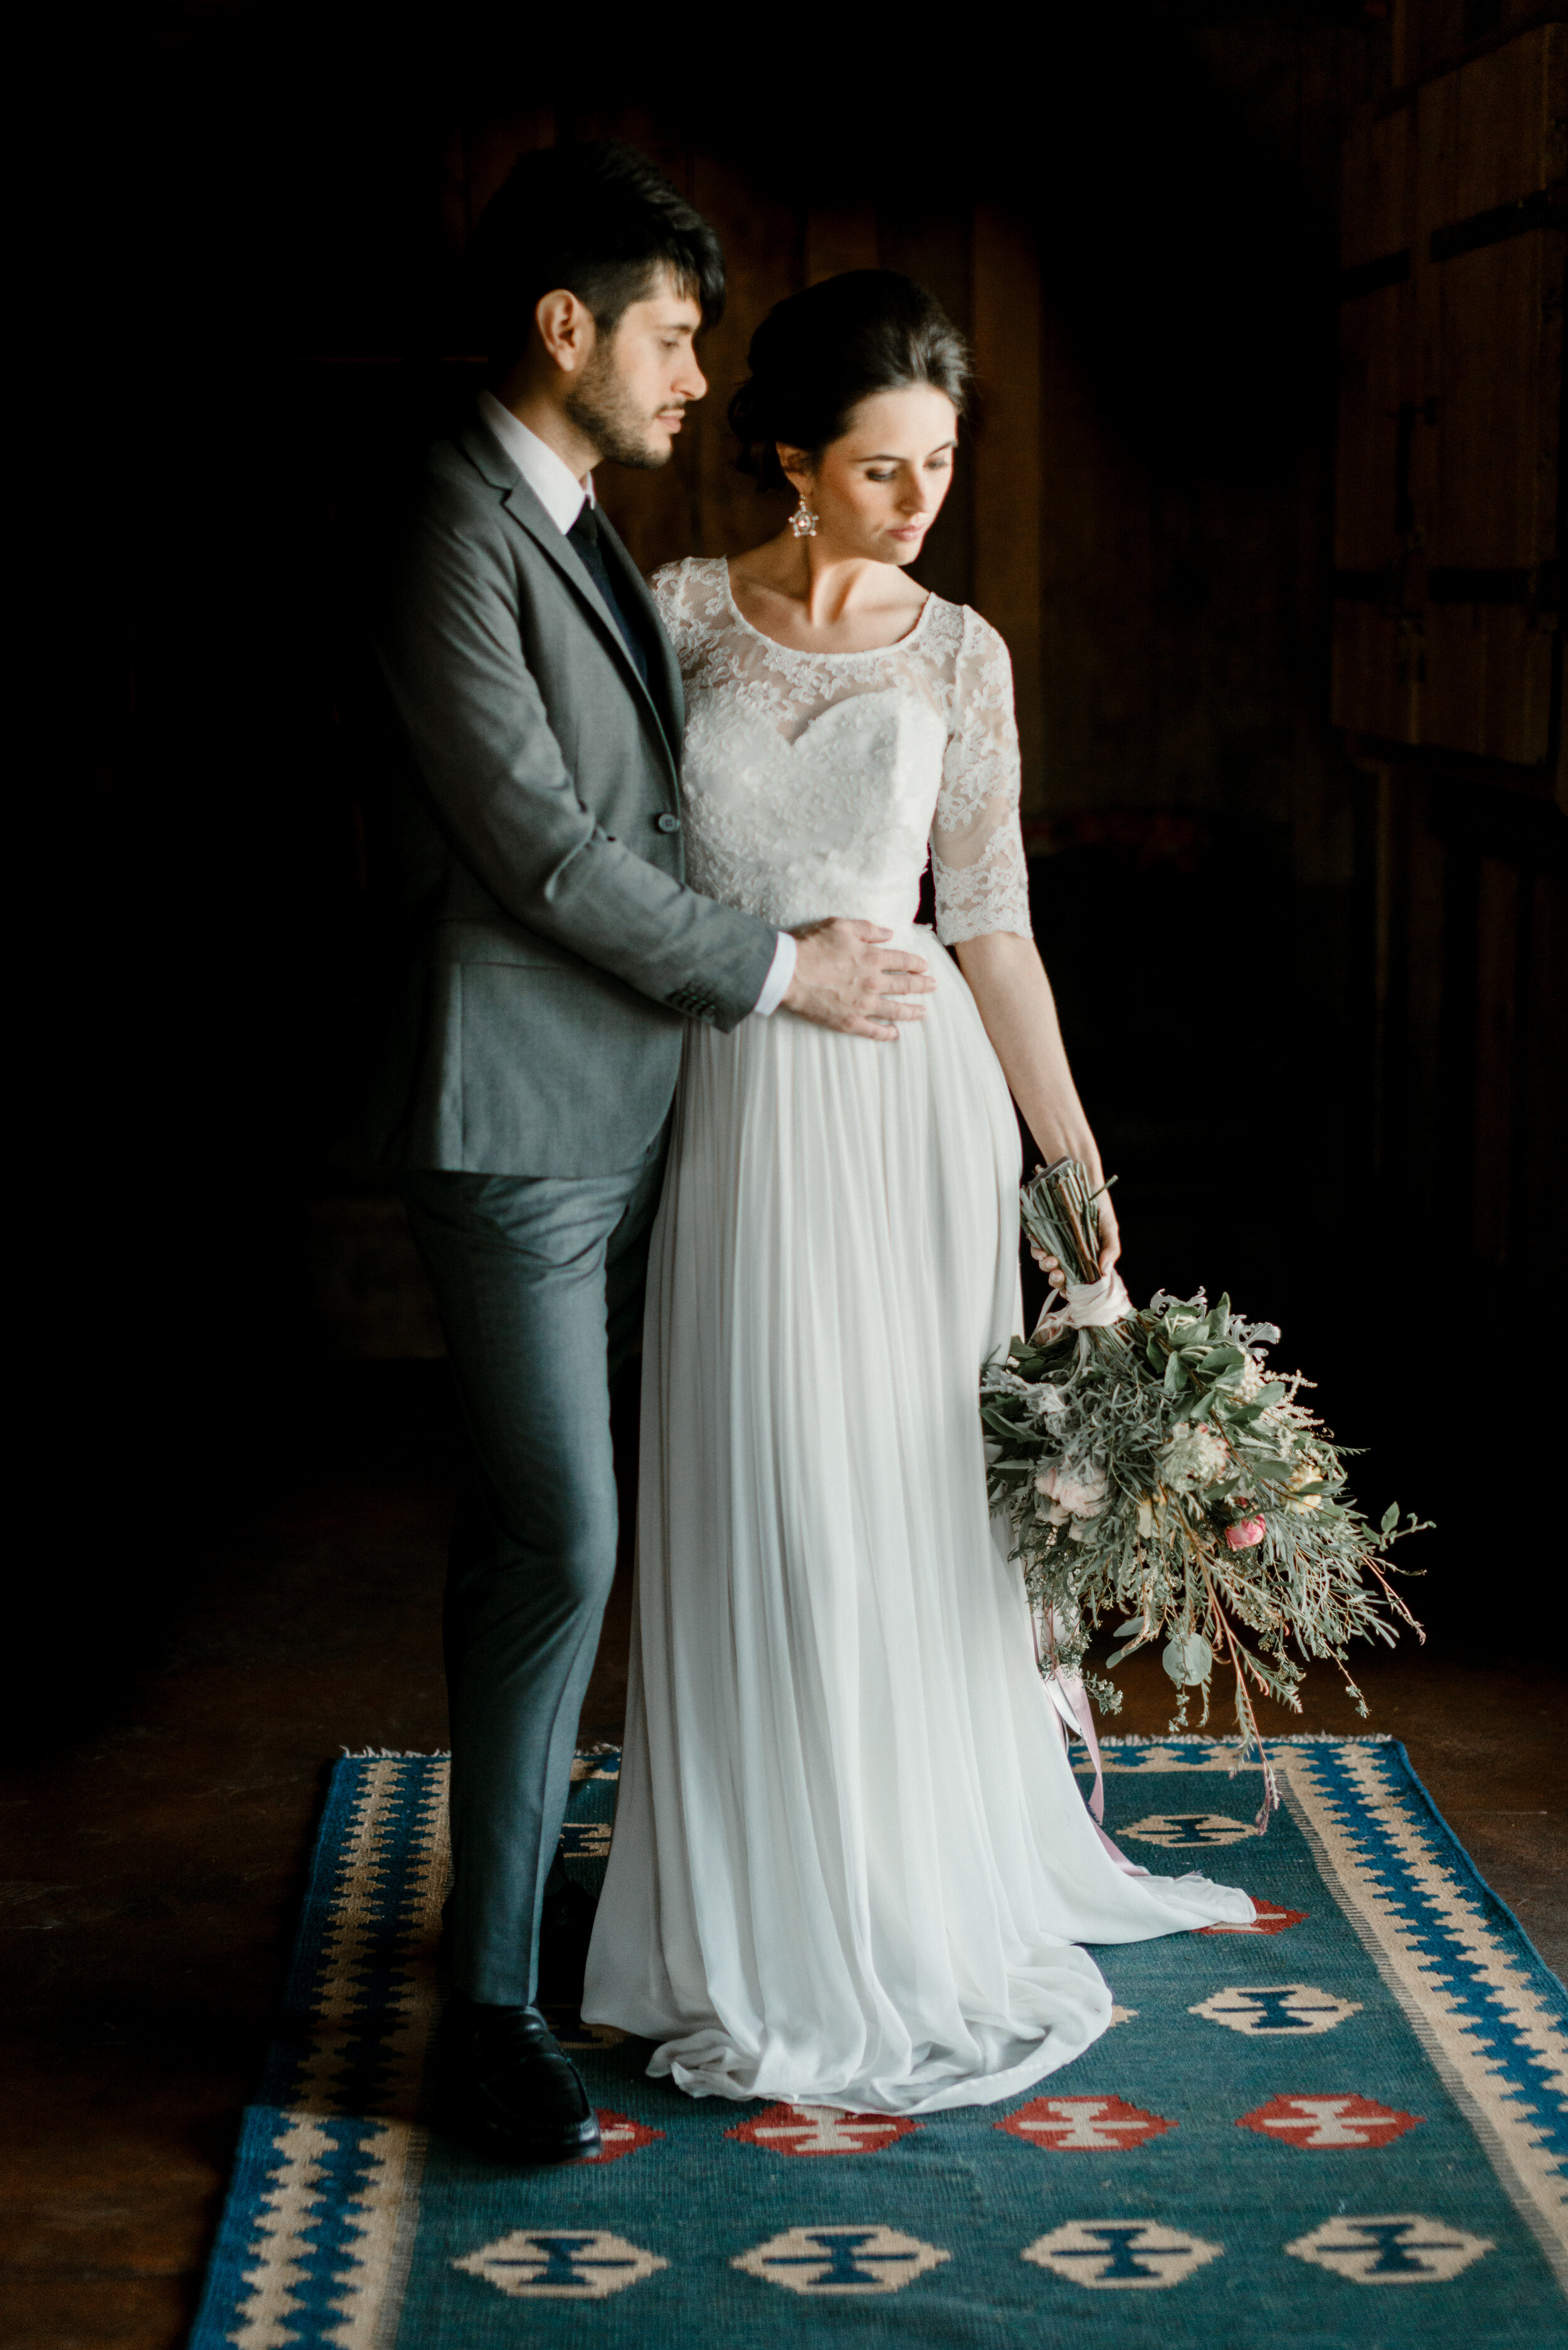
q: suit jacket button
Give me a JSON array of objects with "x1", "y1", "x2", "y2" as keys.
[{"x1": 655, "y1": 813, "x2": 681, "y2": 833}]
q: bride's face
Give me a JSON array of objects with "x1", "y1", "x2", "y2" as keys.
[{"x1": 781, "y1": 386, "x2": 958, "y2": 567}]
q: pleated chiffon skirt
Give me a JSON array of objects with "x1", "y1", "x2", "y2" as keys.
[{"x1": 582, "y1": 924, "x2": 1253, "y2": 2112}]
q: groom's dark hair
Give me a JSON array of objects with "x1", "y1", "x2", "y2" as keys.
[{"x1": 467, "y1": 142, "x2": 726, "y2": 372}]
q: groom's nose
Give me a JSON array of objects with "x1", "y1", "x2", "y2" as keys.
[{"x1": 675, "y1": 354, "x2": 707, "y2": 402}]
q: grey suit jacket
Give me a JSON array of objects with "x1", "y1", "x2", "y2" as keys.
[{"x1": 366, "y1": 413, "x2": 776, "y2": 1176}]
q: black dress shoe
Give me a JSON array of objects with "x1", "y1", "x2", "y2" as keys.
[
  {"x1": 536, "y1": 1876, "x2": 599, "y2": 2005},
  {"x1": 442, "y1": 1999, "x2": 601, "y2": 2165}
]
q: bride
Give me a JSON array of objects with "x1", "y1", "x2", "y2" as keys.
[{"x1": 581, "y1": 270, "x2": 1253, "y2": 2113}]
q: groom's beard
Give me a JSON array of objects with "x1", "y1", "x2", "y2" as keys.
[{"x1": 565, "y1": 349, "x2": 681, "y2": 471}]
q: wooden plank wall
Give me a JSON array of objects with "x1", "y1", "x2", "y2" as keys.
[
  {"x1": 1337, "y1": 16, "x2": 1567, "y2": 1312},
  {"x1": 1334, "y1": 24, "x2": 1565, "y2": 769},
  {"x1": 972, "y1": 208, "x2": 1042, "y2": 793},
  {"x1": 1372, "y1": 777, "x2": 1565, "y2": 1288}
]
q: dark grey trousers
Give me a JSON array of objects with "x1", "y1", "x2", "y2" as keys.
[{"x1": 401, "y1": 1143, "x2": 665, "y2": 2006}]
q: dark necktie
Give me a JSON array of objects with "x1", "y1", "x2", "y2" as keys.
[{"x1": 567, "y1": 504, "x2": 649, "y2": 691}]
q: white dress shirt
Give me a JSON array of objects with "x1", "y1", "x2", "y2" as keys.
[{"x1": 475, "y1": 391, "x2": 796, "y2": 1017}]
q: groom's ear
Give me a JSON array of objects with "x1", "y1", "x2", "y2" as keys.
[{"x1": 534, "y1": 290, "x2": 597, "y2": 376}]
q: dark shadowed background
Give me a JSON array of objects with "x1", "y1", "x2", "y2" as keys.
[
  {"x1": 43, "y1": 0, "x2": 1559, "y2": 1736},
  {"x1": 5, "y1": 9, "x2": 1562, "y2": 2343}
]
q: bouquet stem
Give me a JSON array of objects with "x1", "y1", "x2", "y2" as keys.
[{"x1": 1021, "y1": 1157, "x2": 1115, "y2": 1290}]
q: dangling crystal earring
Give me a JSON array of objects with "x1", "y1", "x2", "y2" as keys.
[{"x1": 789, "y1": 493, "x2": 819, "y2": 540}]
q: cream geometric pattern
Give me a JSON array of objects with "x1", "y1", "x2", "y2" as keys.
[
  {"x1": 1284, "y1": 1746, "x2": 1568, "y2": 2292},
  {"x1": 1189, "y1": 1982, "x2": 1364, "y2": 2036},
  {"x1": 1284, "y1": 2213, "x2": 1493, "y2": 2284},
  {"x1": 1024, "y1": 2220, "x2": 1223, "y2": 2289},
  {"x1": 734, "y1": 2226, "x2": 950, "y2": 2295},
  {"x1": 229, "y1": 1760, "x2": 448, "y2": 2350},
  {"x1": 1123, "y1": 1811, "x2": 1258, "y2": 1846},
  {"x1": 453, "y1": 2230, "x2": 667, "y2": 2299}
]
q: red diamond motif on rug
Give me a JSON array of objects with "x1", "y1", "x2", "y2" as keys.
[
  {"x1": 1237, "y1": 2093, "x2": 1422, "y2": 2148},
  {"x1": 584, "y1": 2110, "x2": 666, "y2": 2165},
  {"x1": 998, "y1": 2095, "x2": 1175, "y2": 2151},
  {"x1": 1198, "y1": 1896, "x2": 1306, "y2": 1935},
  {"x1": 726, "y1": 2104, "x2": 919, "y2": 2156}
]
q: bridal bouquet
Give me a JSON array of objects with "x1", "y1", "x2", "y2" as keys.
[{"x1": 980, "y1": 1159, "x2": 1428, "y2": 1823}]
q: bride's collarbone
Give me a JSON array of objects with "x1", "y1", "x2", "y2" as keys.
[{"x1": 725, "y1": 558, "x2": 930, "y2": 658}]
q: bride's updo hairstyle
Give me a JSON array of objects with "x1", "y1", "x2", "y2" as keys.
[{"x1": 728, "y1": 270, "x2": 970, "y2": 489}]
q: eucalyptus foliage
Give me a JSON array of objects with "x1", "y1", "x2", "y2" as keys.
[{"x1": 982, "y1": 1161, "x2": 1428, "y2": 1824}]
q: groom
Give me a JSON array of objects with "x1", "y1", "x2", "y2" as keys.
[{"x1": 368, "y1": 142, "x2": 931, "y2": 2163}]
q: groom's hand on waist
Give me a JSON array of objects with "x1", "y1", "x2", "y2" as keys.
[{"x1": 783, "y1": 919, "x2": 935, "y2": 1043}]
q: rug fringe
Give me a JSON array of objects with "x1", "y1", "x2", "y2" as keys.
[
  {"x1": 334, "y1": 1734, "x2": 1396, "y2": 1760},
  {"x1": 339, "y1": 1746, "x2": 453, "y2": 1758},
  {"x1": 1095, "y1": 1731, "x2": 1395, "y2": 1745}
]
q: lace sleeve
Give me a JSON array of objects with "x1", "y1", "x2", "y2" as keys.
[
  {"x1": 649, "y1": 560, "x2": 698, "y2": 674},
  {"x1": 930, "y1": 613, "x2": 1032, "y2": 944}
]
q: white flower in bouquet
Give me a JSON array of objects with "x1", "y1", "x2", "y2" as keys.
[
  {"x1": 1286, "y1": 1455, "x2": 1328, "y2": 1514},
  {"x1": 1260, "y1": 1401, "x2": 1298, "y2": 1434},
  {"x1": 1034, "y1": 1461, "x2": 1108, "y2": 1523},
  {"x1": 1236, "y1": 1352, "x2": 1268, "y2": 1401},
  {"x1": 1157, "y1": 1423, "x2": 1230, "y2": 1489}
]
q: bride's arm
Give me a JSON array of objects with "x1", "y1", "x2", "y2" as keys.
[
  {"x1": 934, "y1": 615, "x2": 1118, "y2": 1275},
  {"x1": 952, "y1": 933, "x2": 1121, "y2": 1275}
]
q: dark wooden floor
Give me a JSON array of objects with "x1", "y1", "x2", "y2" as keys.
[{"x1": 3, "y1": 1369, "x2": 1562, "y2": 2350}]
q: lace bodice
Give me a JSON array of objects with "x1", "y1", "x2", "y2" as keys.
[{"x1": 652, "y1": 557, "x2": 1032, "y2": 945}]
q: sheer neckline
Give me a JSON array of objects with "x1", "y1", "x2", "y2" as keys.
[
  {"x1": 651, "y1": 556, "x2": 1034, "y2": 949},
  {"x1": 719, "y1": 557, "x2": 937, "y2": 662}
]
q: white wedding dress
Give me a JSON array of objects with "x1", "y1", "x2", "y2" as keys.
[{"x1": 580, "y1": 557, "x2": 1253, "y2": 2112}]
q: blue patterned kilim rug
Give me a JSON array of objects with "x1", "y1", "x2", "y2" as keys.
[{"x1": 188, "y1": 1738, "x2": 1567, "y2": 2347}]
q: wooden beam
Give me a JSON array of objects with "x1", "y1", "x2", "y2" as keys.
[
  {"x1": 970, "y1": 204, "x2": 1042, "y2": 808},
  {"x1": 687, "y1": 154, "x2": 802, "y2": 560}
]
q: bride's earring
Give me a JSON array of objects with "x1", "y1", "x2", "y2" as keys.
[{"x1": 789, "y1": 492, "x2": 819, "y2": 539}]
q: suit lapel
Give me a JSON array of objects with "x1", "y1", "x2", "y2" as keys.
[{"x1": 455, "y1": 417, "x2": 681, "y2": 779}]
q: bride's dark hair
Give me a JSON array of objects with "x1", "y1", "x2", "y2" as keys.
[{"x1": 728, "y1": 270, "x2": 971, "y2": 490}]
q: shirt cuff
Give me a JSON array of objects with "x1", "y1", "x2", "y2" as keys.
[{"x1": 752, "y1": 930, "x2": 797, "y2": 1018}]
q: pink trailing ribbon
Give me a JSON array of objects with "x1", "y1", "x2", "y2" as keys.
[
  {"x1": 1029, "y1": 1607, "x2": 1149, "y2": 1874},
  {"x1": 1042, "y1": 1666, "x2": 1150, "y2": 1877}
]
